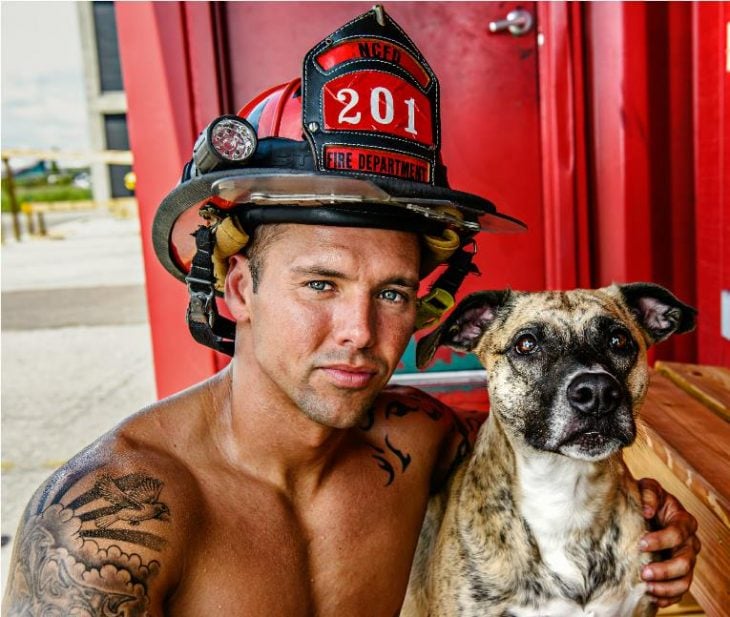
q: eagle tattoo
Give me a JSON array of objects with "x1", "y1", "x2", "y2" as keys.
[{"x1": 94, "y1": 474, "x2": 170, "y2": 529}]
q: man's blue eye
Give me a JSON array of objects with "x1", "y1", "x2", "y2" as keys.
[
  {"x1": 307, "y1": 281, "x2": 331, "y2": 291},
  {"x1": 380, "y1": 289, "x2": 405, "y2": 303}
]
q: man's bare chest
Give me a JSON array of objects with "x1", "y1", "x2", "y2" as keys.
[{"x1": 168, "y1": 464, "x2": 430, "y2": 616}]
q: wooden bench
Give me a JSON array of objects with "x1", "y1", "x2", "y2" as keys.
[{"x1": 624, "y1": 362, "x2": 730, "y2": 617}]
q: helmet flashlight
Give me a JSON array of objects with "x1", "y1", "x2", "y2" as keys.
[{"x1": 192, "y1": 115, "x2": 258, "y2": 174}]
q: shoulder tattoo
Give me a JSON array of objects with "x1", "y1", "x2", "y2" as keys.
[
  {"x1": 358, "y1": 389, "x2": 450, "y2": 487},
  {"x1": 4, "y1": 470, "x2": 170, "y2": 616}
]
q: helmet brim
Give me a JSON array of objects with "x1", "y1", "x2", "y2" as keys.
[{"x1": 153, "y1": 169, "x2": 527, "y2": 284}]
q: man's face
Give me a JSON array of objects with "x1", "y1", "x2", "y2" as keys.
[{"x1": 235, "y1": 224, "x2": 420, "y2": 428}]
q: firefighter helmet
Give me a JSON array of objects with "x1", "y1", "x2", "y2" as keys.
[{"x1": 153, "y1": 5, "x2": 525, "y2": 354}]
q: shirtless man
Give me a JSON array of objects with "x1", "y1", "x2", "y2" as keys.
[{"x1": 4, "y1": 7, "x2": 699, "y2": 616}]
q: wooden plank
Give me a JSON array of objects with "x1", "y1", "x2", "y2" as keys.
[
  {"x1": 624, "y1": 438, "x2": 730, "y2": 617},
  {"x1": 657, "y1": 591, "x2": 704, "y2": 615},
  {"x1": 658, "y1": 608, "x2": 704, "y2": 616},
  {"x1": 656, "y1": 361, "x2": 730, "y2": 422},
  {"x1": 639, "y1": 372, "x2": 730, "y2": 526}
]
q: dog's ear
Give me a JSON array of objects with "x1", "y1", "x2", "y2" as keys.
[
  {"x1": 616, "y1": 283, "x2": 697, "y2": 344},
  {"x1": 416, "y1": 290, "x2": 512, "y2": 369}
]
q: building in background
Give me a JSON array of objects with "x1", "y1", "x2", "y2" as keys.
[{"x1": 77, "y1": 1, "x2": 133, "y2": 204}]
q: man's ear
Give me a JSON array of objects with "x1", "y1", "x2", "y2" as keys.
[
  {"x1": 224, "y1": 254, "x2": 253, "y2": 322},
  {"x1": 616, "y1": 282, "x2": 697, "y2": 344},
  {"x1": 416, "y1": 290, "x2": 512, "y2": 369}
]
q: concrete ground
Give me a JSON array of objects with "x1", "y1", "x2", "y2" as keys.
[{"x1": 0, "y1": 211, "x2": 157, "y2": 593}]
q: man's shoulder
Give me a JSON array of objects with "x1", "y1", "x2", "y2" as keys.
[
  {"x1": 16, "y1": 369, "x2": 228, "y2": 546},
  {"x1": 30, "y1": 417, "x2": 202, "y2": 517},
  {"x1": 3, "y1": 400, "x2": 205, "y2": 615},
  {"x1": 356, "y1": 386, "x2": 461, "y2": 465},
  {"x1": 371, "y1": 385, "x2": 455, "y2": 427},
  {"x1": 362, "y1": 386, "x2": 488, "y2": 491},
  {"x1": 372, "y1": 386, "x2": 488, "y2": 438}
]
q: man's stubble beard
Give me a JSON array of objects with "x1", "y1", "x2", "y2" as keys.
[
  {"x1": 293, "y1": 350, "x2": 392, "y2": 429},
  {"x1": 294, "y1": 380, "x2": 383, "y2": 430}
]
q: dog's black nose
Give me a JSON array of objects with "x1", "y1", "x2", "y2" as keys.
[{"x1": 567, "y1": 373, "x2": 622, "y2": 415}]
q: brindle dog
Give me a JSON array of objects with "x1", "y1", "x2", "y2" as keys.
[{"x1": 402, "y1": 283, "x2": 696, "y2": 617}]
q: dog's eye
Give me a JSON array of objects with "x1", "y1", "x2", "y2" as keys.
[
  {"x1": 514, "y1": 334, "x2": 539, "y2": 355},
  {"x1": 608, "y1": 329, "x2": 632, "y2": 353}
]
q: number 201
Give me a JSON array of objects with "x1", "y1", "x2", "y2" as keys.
[{"x1": 336, "y1": 87, "x2": 418, "y2": 136}]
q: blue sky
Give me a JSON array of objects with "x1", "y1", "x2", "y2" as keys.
[{"x1": 1, "y1": 1, "x2": 90, "y2": 152}]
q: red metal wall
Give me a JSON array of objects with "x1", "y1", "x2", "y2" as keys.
[
  {"x1": 584, "y1": 2, "x2": 695, "y2": 362},
  {"x1": 692, "y1": 2, "x2": 730, "y2": 367},
  {"x1": 582, "y1": 2, "x2": 729, "y2": 366},
  {"x1": 116, "y1": 1, "x2": 729, "y2": 397}
]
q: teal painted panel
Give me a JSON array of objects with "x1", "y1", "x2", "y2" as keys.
[{"x1": 395, "y1": 337, "x2": 481, "y2": 374}]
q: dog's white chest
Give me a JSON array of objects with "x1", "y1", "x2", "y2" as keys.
[
  {"x1": 517, "y1": 456, "x2": 604, "y2": 584},
  {"x1": 508, "y1": 583, "x2": 648, "y2": 617},
  {"x1": 508, "y1": 456, "x2": 651, "y2": 617}
]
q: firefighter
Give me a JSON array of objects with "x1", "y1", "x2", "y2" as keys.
[{"x1": 4, "y1": 7, "x2": 698, "y2": 616}]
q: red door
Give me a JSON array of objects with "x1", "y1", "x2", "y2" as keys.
[{"x1": 117, "y1": 2, "x2": 548, "y2": 395}]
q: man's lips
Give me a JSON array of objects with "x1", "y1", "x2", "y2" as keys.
[{"x1": 318, "y1": 365, "x2": 379, "y2": 388}]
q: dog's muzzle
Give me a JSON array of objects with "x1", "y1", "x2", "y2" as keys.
[{"x1": 548, "y1": 369, "x2": 636, "y2": 460}]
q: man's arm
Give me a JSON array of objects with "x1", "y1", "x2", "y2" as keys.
[{"x1": 2, "y1": 453, "x2": 186, "y2": 616}]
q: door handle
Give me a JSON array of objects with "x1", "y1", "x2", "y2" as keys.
[{"x1": 488, "y1": 9, "x2": 534, "y2": 36}]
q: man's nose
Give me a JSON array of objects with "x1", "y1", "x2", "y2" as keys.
[{"x1": 334, "y1": 296, "x2": 376, "y2": 349}]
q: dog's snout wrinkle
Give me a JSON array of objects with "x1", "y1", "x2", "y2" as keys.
[{"x1": 567, "y1": 373, "x2": 622, "y2": 416}]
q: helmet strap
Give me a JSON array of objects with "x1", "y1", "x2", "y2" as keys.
[
  {"x1": 416, "y1": 244, "x2": 480, "y2": 331},
  {"x1": 185, "y1": 225, "x2": 236, "y2": 356}
]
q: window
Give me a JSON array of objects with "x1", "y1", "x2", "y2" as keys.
[
  {"x1": 92, "y1": 1, "x2": 124, "y2": 92},
  {"x1": 103, "y1": 114, "x2": 130, "y2": 151},
  {"x1": 108, "y1": 165, "x2": 133, "y2": 198}
]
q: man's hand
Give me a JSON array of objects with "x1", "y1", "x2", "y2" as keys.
[{"x1": 638, "y1": 478, "x2": 701, "y2": 608}]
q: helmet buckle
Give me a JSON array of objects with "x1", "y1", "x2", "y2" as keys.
[
  {"x1": 185, "y1": 283, "x2": 216, "y2": 328},
  {"x1": 416, "y1": 288, "x2": 455, "y2": 330}
]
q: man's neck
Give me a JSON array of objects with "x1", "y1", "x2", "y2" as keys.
[{"x1": 205, "y1": 362, "x2": 349, "y2": 497}]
